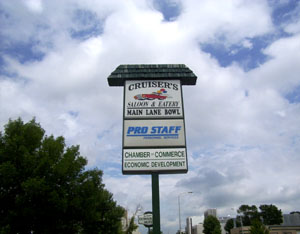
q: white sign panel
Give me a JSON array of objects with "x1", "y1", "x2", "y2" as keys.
[
  {"x1": 124, "y1": 80, "x2": 183, "y2": 119},
  {"x1": 123, "y1": 119, "x2": 186, "y2": 147},
  {"x1": 138, "y1": 213, "x2": 153, "y2": 227},
  {"x1": 123, "y1": 148, "x2": 187, "y2": 173}
]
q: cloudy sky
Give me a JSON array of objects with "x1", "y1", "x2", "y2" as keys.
[{"x1": 1, "y1": 0, "x2": 300, "y2": 233}]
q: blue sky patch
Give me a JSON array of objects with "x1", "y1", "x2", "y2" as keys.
[
  {"x1": 270, "y1": 0, "x2": 300, "y2": 26},
  {"x1": 0, "y1": 66, "x2": 18, "y2": 78},
  {"x1": 201, "y1": 36, "x2": 275, "y2": 71},
  {"x1": 0, "y1": 8, "x2": 45, "y2": 71},
  {"x1": 153, "y1": 0, "x2": 181, "y2": 21},
  {"x1": 199, "y1": 0, "x2": 299, "y2": 72},
  {"x1": 0, "y1": 40, "x2": 45, "y2": 65},
  {"x1": 285, "y1": 85, "x2": 300, "y2": 103},
  {"x1": 70, "y1": 9, "x2": 103, "y2": 40},
  {"x1": 68, "y1": 111, "x2": 79, "y2": 118},
  {"x1": 100, "y1": 162, "x2": 122, "y2": 176},
  {"x1": 0, "y1": 39, "x2": 45, "y2": 77},
  {"x1": 0, "y1": 57, "x2": 6, "y2": 76}
]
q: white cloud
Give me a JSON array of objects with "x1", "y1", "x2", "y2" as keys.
[
  {"x1": 250, "y1": 34, "x2": 300, "y2": 93},
  {"x1": 280, "y1": 1, "x2": 300, "y2": 34},
  {"x1": 177, "y1": 0, "x2": 274, "y2": 45},
  {"x1": 24, "y1": 0, "x2": 43, "y2": 13},
  {"x1": 285, "y1": 20, "x2": 300, "y2": 34},
  {"x1": 242, "y1": 39, "x2": 253, "y2": 49}
]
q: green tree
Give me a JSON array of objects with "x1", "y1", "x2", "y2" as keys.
[
  {"x1": 225, "y1": 217, "x2": 242, "y2": 232},
  {"x1": 0, "y1": 118, "x2": 124, "y2": 234},
  {"x1": 259, "y1": 204, "x2": 283, "y2": 225},
  {"x1": 224, "y1": 218, "x2": 242, "y2": 234},
  {"x1": 124, "y1": 205, "x2": 141, "y2": 234},
  {"x1": 125, "y1": 216, "x2": 139, "y2": 234},
  {"x1": 225, "y1": 219, "x2": 234, "y2": 234},
  {"x1": 249, "y1": 220, "x2": 269, "y2": 234},
  {"x1": 238, "y1": 205, "x2": 260, "y2": 226},
  {"x1": 203, "y1": 215, "x2": 222, "y2": 234}
]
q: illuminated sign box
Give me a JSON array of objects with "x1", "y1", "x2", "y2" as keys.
[
  {"x1": 122, "y1": 80, "x2": 187, "y2": 174},
  {"x1": 123, "y1": 148, "x2": 187, "y2": 174},
  {"x1": 124, "y1": 80, "x2": 183, "y2": 119},
  {"x1": 123, "y1": 119, "x2": 186, "y2": 147}
]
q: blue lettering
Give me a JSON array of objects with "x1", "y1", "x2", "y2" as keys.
[
  {"x1": 127, "y1": 127, "x2": 135, "y2": 134},
  {"x1": 134, "y1": 127, "x2": 142, "y2": 134},
  {"x1": 141, "y1": 127, "x2": 148, "y2": 133},
  {"x1": 151, "y1": 126, "x2": 163, "y2": 134},
  {"x1": 128, "y1": 126, "x2": 181, "y2": 136},
  {"x1": 150, "y1": 126, "x2": 181, "y2": 134},
  {"x1": 127, "y1": 126, "x2": 148, "y2": 135},
  {"x1": 161, "y1": 126, "x2": 168, "y2": 134}
]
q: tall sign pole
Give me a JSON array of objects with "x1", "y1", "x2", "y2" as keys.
[
  {"x1": 108, "y1": 64, "x2": 197, "y2": 234},
  {"x1": 152, "y1": 173, "x2": 160, "y2": 233}
]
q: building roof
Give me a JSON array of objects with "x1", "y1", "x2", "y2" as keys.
[
  {"x1": 107, "y1": 64, "x2": 197, "y2": 86},
  {"x1": 282, "y1": 213, "x2": 300, "y2": 226}
]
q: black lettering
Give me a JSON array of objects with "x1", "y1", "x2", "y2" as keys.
[
  {"x1": 151, "y1": 81, "x2": 158, "y2": 88},
  {"x1": 128, "y1": 81, "x2": 179, "y2": 91},
  {"x1": 135, "y1": 83, "x2": 141, "y2": 89},
  {"x1": 128, "y1": 84, "x2": 134, "y2": 91}
]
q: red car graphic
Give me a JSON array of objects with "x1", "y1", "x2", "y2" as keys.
[
  {"x1": 134, "y1": 89, "x2": 170, "y2": 100},
  {"x1": 134, "y1": 93, "x2": 168, "y2": 100}
]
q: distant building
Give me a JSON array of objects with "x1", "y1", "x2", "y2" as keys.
[
  {"x1": 231, "y1": 214, "x2": 300, "y2": 234},
  {"x1": 231, "y1": 225, "x2": 300, "y2": 234},
  {"x1": 186, "y1": 217, "x2": 193, "y2": 234},
  {"x1": 204, "y1": 208, "x2": 217, "y2": 218},
  {"x1": 230, "y1": 226, "x2": 250, "y2": 234},
  {"x1": 219, "y1": 216, "x2": 231, "y2": 234},
  {"x1": 269, "y1": 225, "x2": 300, "y2": 234},
  {"x1": 219, "y1": 216, "x2": 231, "y2": 224},
  {"x1": 202, "y1": 209, "x2": 229, "y2": 234},
  {"x1": 192, "y1": 223, "x2": 204, "y2": 234},
  {"x1": 282, "y1": 213, "x2": 300, "y2": 226},
  {"x1": 121, "y1": 209, "x2": 141, "y2": 234},
  {"x1": 121, "y1": 210, "x2": 128, "y2": 232}
]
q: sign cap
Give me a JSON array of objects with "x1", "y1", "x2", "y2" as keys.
[{"x1": 107, "y1": 64, "x2": 197, "y2": 86}]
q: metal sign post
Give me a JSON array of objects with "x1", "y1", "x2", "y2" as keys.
[
  {"x1": 108, "y1": 64, "x2": 197, "y2": 234},
  {"x1": 152, "y1": 173, "x2": 160, "y2": 234}
]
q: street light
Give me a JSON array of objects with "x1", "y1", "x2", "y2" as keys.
[
  {"x1": 231, "y1": 207, "x2": 244, "y2": 234},
  {"x1": 178, "y1": 192, "x2": 193, "y2": 234}
]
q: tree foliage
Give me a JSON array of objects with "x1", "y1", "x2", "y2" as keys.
[
  {"x1": 237, "y1": 204, "x2": 283, "y2": 227},
  {"x1": 259, "y1": 204, "x2": 283, "y2": 225},
  {"x1": 225, "y1": 218, "x2": 237, "y2": 234},
  {"x1": 225, "y1": 217, "x2": 242, "y2": 232},
  {"x1": 249, "y1": 220, "x2": 269, "y2": 234},
  {"x1": 238, "y1": 205, "x2": 260, "y2": 226},
  {"x1": 203, "y1": 215, "x2": 222, "y2": 234},
  {"x1": 124, "y1": 216, "x2": 139, "y2": 234},
  {"x1": 0, "y1": 118, "x2": 124, "y2": 234}
]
